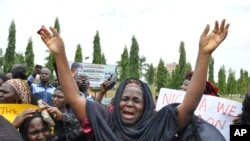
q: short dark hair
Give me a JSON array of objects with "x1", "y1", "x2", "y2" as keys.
[
  {"x1": 71, "y1": 62, "x2": 83, "y2": 70},
  {"x1": 0, "y1": 73, "x2": 8, "y2": 82},
  {"x1": 19, "y1": 110, "x2": 50, "y2": 141},
  {"x1": 11, "y1": 64, "x2": 27, "y2": 80}
]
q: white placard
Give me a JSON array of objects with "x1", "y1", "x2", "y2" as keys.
[{"x1": 156, "y1": 88, "x2": 242, "y2": 141}]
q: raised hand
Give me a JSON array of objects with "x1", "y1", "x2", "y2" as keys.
[
  {"x1": 12, "y1": 108, "x2": 36, "y2": 128},
  {"x1": 41, "y1": 101, "x2": 63, "y2": 121},
  {"x1": 199, "y1": 19, "x2": 230, "y2": 54},
  {"x1": 39, "y1": 26, "x2": 65, "y2": 55}
]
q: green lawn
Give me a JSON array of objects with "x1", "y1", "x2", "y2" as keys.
[{"x1": 220, "y1": 95, "x2": 244, "y2": 103}]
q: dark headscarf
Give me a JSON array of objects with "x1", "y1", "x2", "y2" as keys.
[
  {"x1": 86, "y1": 78, "x2": 178, "y2": 141},
  {"x1": 86, "y1": 78, "x2": 226, "y2": 141}
]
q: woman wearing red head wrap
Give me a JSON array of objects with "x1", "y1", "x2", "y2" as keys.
[{"x1": 180, "y1": 71, "x2": 220, "y2": 97}]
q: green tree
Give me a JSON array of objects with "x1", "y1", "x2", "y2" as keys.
[
  {"x1": 3, "y1": 20, "x2": 16, "y2": 73},
  {"x1": 139, "y1": 55, "x2": 149, "y2": 80},
  {"x1": 54, "y1": 17, "x2": 61, "y2": 34},
  {"x1": 208, "y1": 56, "x2": 215, "y2": 83},
  {"x1": 92, "y1": 31, "x2": 102, "y2": 64},
  {"x1": 25, "y1": 37, "x2": 35, "y2": 76},
  {"x1": 129, "y1": 36, "x2": 140, "y2": 79},
  {"x1": 74, "y1": 44, "x2": 83, "y2": 62},
  {"x1": 15, "y1": 52, "x2": 25, "y2": 64},
  {"x1": 226, "y1": 68, "x2": 237, "y2": 95},
  {"x1": 119, "y1": 46, "x2": 129, "y2": 82},
  {"x1": 237, "y1": 69, "x2": 249, "y2": 95},
  {"x1": 45, "y1": 50, "x2": 54, "y2": 76},
  {"x1": 243, "y1": 71, "x2": 249, "y2": 93},
  {"x1": 169, "y1": 41, "x2": 186, "y2": 88},
  {"x1": 145, "y1": 63, "x2": 155, "y2": 86},
  {"x1": 218, "y1": 65, "x2": 227, "y2": 95},
  {"x1": 185, "y1": 62, "x2": 192, "y2": 73},
  {"x1": 156, "y1": 58, "x2": 168, "y2": 93},
  {"x1": 101, "y1": 53, "x2": 106, "y2": 64},
  {"x1": 0, "y1": 48, "x2": 4, "y2": 72}
]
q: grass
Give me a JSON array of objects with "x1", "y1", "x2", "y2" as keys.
[{"x1": 220, "y1": 95, "x2": 244, "y2": 103}]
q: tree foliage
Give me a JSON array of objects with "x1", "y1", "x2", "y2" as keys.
[
  {"x1": 92, "y1": 31, "x2": 102, "y2": 64},
  {"x1": 119, "y1": 46, "x2": 129, "y2": 82},
  {"x1": 129, "y1": 36, "x2": 140, "y2": 79},
  {"x1": 54, "y1": 17, "x2": 61, "y2": 34},
  {"x1": 0, "y1": 48, "x2": 4, "y2": 72},
  {"x1": 25, "y1": 37, "x2": 35, "y2": 76},
  {"x1": 226, "y1": 68, "x2": 237, "y2": 94},
  {"x1": 3, "y1": 20, "x2": 16, "y2": 73},
  {"x1": 74, "y1": 44, "x2": 83, "y2": 62},
  {"x1": 218, "y1": 65, "x2": 227, "y2": 95},
  {"x1": 101, "y1": 53, "x2": 106, "y2": 64},
  {"x1": 139, "y1": 55, "x2": 149, "y2": 80},
  {"x1": 169, "y1": 41, "x2": 187, "y2": 89},
  {"x1": 15, "y1": 52, "x2": 25, "y2": 64},
  {"x1": 145, "y1": 63, "x2": 155, "y2": 86},
  {"x1": 237, "y1": 69, "x2": 249, "y2": 95},
  {"x1": 156, "y1": 59, "x2": 168, "y2": 92}
]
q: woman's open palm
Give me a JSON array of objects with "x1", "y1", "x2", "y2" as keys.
[
  {"x1": 199, "y1": 19, "x2": 230, "y2": 54},
  {"x1": 40, "y1": 27, "x2": 65, "y2": 54}
]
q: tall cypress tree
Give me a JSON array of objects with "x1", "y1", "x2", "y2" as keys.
[
  {"x1": 156, "y1": 58, "x2": 168, "y2": 92},
  {"x1": 101, "y1": 53, "x2": 106, "y2": 64},
  {"x1": 129, "y1": 36, "x2": 140, "y2": 79},
  {"x1": 139, "y1": 56, "x2": 149, "y2": 80},
  {"x1": 3, "y1": 20, "x2": 16, "y2": 73},
  {"x1": 15, "y1": 52, "x2": 25, "y2": 64},
  {"x1": 119, "y1": 46, "x2": 129, "y2": 82},
  {"x1": 185, "y1": 62, "x2": 192, "y2": 73},
  {"x1": 208, "y1": 56, "x2": 215, "y2": 83},
  {"x1": 177, "y1": 41, "x2": 186, "y2": 86},
  {"x1": 92, "y1": 31, "x2": 102, "y2": 64},
  {"x1": 0, "y1": 48, "x2": 4, "y2": 72},
  {"x1": 74, "y1": 44, "x2": 83, "y2": 62},
  {"x1": 226, "y1": 68, "x2": 237, "y2": 95},
  {"x1": 145, "y1": 63, "x2": 155, "y2": 86},
  {"x1": 218, "y1": 65, "x2": 227, "y2": 95},
  {"x1": 238, "y1": 69, "x2": 248, "y2": 95},
  {"x1": 25, "y1": 37, "x2": 35, "y2": 76},
  {"x1": 54, "y1": 17, "x2": 61, "y2": 34},
  {"x1": 169, "y1": 41, "x2": 186, "y2": 89}
]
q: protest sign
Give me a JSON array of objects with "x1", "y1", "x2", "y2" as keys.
[
  {"x1": 0, "y1": 104, "x2": 39, "y2": 122},
  {"x1": 155, "y1": 88, "x2": 242, "y2": 141},
  {"x1": 69, "y1": 61, "x2": 117, "y2": 90}
]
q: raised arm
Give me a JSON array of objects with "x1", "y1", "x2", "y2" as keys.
[
  {"x1": 39, "y1": 27, "x2": 87, "y2": 121},
  {"x1": 177, "y1": 19, "x2": 230, "y2": 130},
  {"x1": 95, "y1": 76, "x2": 112, "y2": 102}
]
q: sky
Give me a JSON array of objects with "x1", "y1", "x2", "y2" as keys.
[{"x1": 0, "y1": 0, "x2": 250, "y2": 80}]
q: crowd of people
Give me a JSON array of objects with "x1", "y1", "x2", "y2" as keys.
[
  {"x1": 1, "y1": 19, "x2": 247, "y2": 141},
  {"x1": 0, "y1": 61, "x2": 114, "y2": 140}
]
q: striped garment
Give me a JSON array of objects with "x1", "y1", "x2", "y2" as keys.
[{"x1": 30, "y1": 83, "x2": 55, "y2": 106}]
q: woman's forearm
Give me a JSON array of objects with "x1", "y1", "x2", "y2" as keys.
[
  {"x1": 183, "y1": 53, "x2": 210, "y2": 112},
  {"x1": 54, "y1": 50, "x2": 87, "y2": 120}
]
